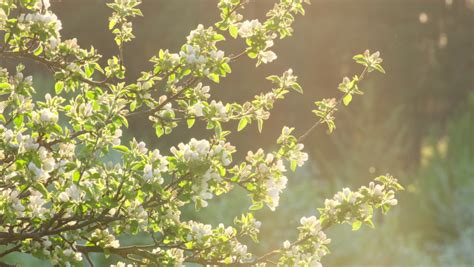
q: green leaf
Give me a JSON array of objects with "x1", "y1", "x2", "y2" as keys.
[
  {"x1": 34, "y1": 183, "x2": 49, "y2": 198},
  {"x1": 85, "y1": 64, "x2": 95, "y2": 78},
  {"x1": 130, "y1": 101, "x2": 137, "y2": 112},
  {"x1": 113, "y1": 145, "x2": 130, "y2": 153},
  {"x1": 185, "y1": 241, "x2": 194, "y2": 249},
  {"x1": 291, "y1": 83, "x2": 303, "y2": 94},
  {"x1": 13, "y1": 115, "x2": 23, "y2": 127},
  {"x1": 221, "y1": 63, "x2": 231, "y2": 74},
  {"x1": 53, "y1": 124, "x2": 63, "y2": 135},
  {"x1": 187, "y1": 118, "x2": 195, "y2": 128},
  {"x1": 343, "y1": 94, "x2": 352, "y2": 106},
  {"x1": 208, "y1": 73, "x2": 220, "y2": 83},
  {"x1": 374, "y1": 64, "x2": 386, "y2": 74},
  {"x1": 155, "y1": 125, "x2": 164, "y2": 137},
  {"x1": 365, "y1": 218, "x2": 375, "y2": 228},
  {"x1": 266, "y1": 75, "x2": 280, "y2": 84},
  {"x1": 117, "y1": 115, "x2": 129, "y2": 128},
  {"x1": 213, "y1": 34, "x2": 226, "y2": 42},
  {"x1": 249, "y1": 202, "x2": 263, "y2": 211},
  {"x1": 54, "y1": 81, "x2": 64, "y2": 94},
  {"x1": 247, "y1": 51, "x2": 258, "y2": 59},
  {"x1": 214, "y1": 122, "x2": 222, "y2": 137},
  {"x1": 290, "y1": 160, "x2": 297, "y2": 172},
  {"x1": 229, "y1": 25, "x2": 238, "y2": 39},
  {"x1": 352, "y1": 220, "x2": 362, "y2": 231},
  {"x1": 237, "y1": 118, "x2": 248, "y2": 131},
  {"x1": 72, "y1": 170, "x2": 81, "y2": 183},
  {"x1": 0, "y1": 83, "x2": 10, "y2": 89},
  {"x1": 352, "y1": 54, "x2": 364, "y2": 61},
  {"x1": 33, "y1": 44, "x2": 43, "y2": 56},
  {"x1": 85, "y1": 90, "x2": 96, "y2": 100}
]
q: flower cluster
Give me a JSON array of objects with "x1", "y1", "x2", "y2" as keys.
[
  {"x1": 278, "y1": 216, "x2": 331, "y2": 267},
  {"x1": 185, "y1": 221, "x2": 252, "y2": 264},
  {"x1": 313, "y1": 98, "x2": 338, "y2": 133},
  {"x1": 242, "y1": 148, "x2": 288, "y2": 211},
  {"x1": 0, "y1": 189, "x2": 25, "y2": 220},
  {"x1": 353, "y1": 50, "x2": 385, "y2": 73},
  {"x1": 319, "y1": 175, "x2": 404, "y2": 230},
  {"x1": 169, "y1": 138, "x2": 235, "y2": 208},
  {"x1": 90, "y1": 229, "x2": 121, "y2": 249},
  {"x1": 272, "y1": 176, "x2": 401, "y2": 266},
  {"x1": 237, "y1": 19, "x2": 277, "y2": 65},
  {"x1": 180, "y1": 44, "x2": 207, "y2": 66},
  {"x1": 171, "y1": 138, "x2": 234, "y2": 167},
  {"x1": 234, "y1": 213, "x2": 262, "y2": 242},
  {"x1": 277, "y1": 126, "x2": 309, "y2": 169},
  {"x1": 18, "y1": 11, "x2": 62, "y2": 42}
]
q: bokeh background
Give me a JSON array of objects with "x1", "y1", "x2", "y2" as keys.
[{"x1": 5, "y1": 0, "x2": 474, "y2": 266}]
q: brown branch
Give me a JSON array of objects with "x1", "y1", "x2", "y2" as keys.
[{"x1": 0, "y1": 51, "x2": 107, "y2": 88}]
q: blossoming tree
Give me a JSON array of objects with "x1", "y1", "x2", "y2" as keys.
[{"x1": 0, "y1": 0, "x2": 403, "y2": 266}]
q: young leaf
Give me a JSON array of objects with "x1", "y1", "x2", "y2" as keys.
[
  {"x1": 187, "y1": 118, "x2": 195, "y2": 128},
  {"x1": 343, "y1": 94, "x2": 352, "y2": 106},
  {"x1": 229, "y1": 25, "x2": 238, "y2": 38},
  {"x1": 237, "y1": 118, "x2": 248, "y2": 131},
  {"x1": 55, "y1": 81, "x2": 64, "y2": 94},
  {"x1": 352, "y1": 220, "x2": 362, "y2": 231},
  {"x1": 113, "y1": 145, "x2": 130, "y2": 153}
]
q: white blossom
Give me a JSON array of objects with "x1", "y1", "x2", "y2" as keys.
[
  {"x1": 28, "y1": 162, "x2": 50, "y2": 180},
  {"x1": 78, "y1": 102, "x2": 93, "y2": 117},
  {"x1": 194, "y1": 83, "x2": 210, "y2": 99},
  {"x1": 39, "y1": 108, "x2": 58, "y2": 123},
  {"x1": 289, "y1": 143, "x2": 308, "y2": 167},
  {"x1": 188, "y1": 102, "x2": 204, "y2": 116},
  {"x1": 238, "y1": 19, "x2": 262, "y2": 38},
  {"x1": 1, "y1": 189, "x2": 25, "y2": 214},
  {"x1": 210, "y1": 50, "x2": 225, "y2": 61},
  {"x1": 137, "y1": 141, "x2": 148, "y2": 154},
  {"x1": 180, "y1": 45, "x2": 207, "y2": 65},
  {"x1": 209, "y1": 100, "x2": 227, "y2": 119},
  {"x1": 171, "y1": 138, "x2": 210, "y2": 162},
  {"x1": 112, "y1": 129, "x2": 122, "y2": 145},
  {"x1": 22, "y1": 135, "x2": 40, "y2": 151},
  {"x1": 34, "y1": 0, "x2": 51, "y2": 10},
  {"x1": 187, "y1": 24, "x2": 205, "y2": 43},
  {"x1": 266, "y1": 175, "x2": 287, "y2": 211},
  {"x1": 187, "y1": 221, "x2": 213, "y2": 242},
  {"x1": 28, "y1": 190, "x2": 47, "y2": 218},
  {"x1": 300, "y1": 216, "x2": 321, "y2": 236},
  {"x1": 58, "y1": 184, "x2": 82, "y2": 203},
  {"x1": 259, "y1": 50, "x2": 277, "y2": 64},
  {"x1": 59, "y1": 142, "x2": 76, "y2": 158},
  {"x1": 143, "y1": 164, "x2": 153, "y2": 180}
]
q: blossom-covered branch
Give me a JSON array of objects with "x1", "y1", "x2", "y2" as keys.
[{"x1": 0, "y1": 0, "x2": 401, "y2": 266}]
